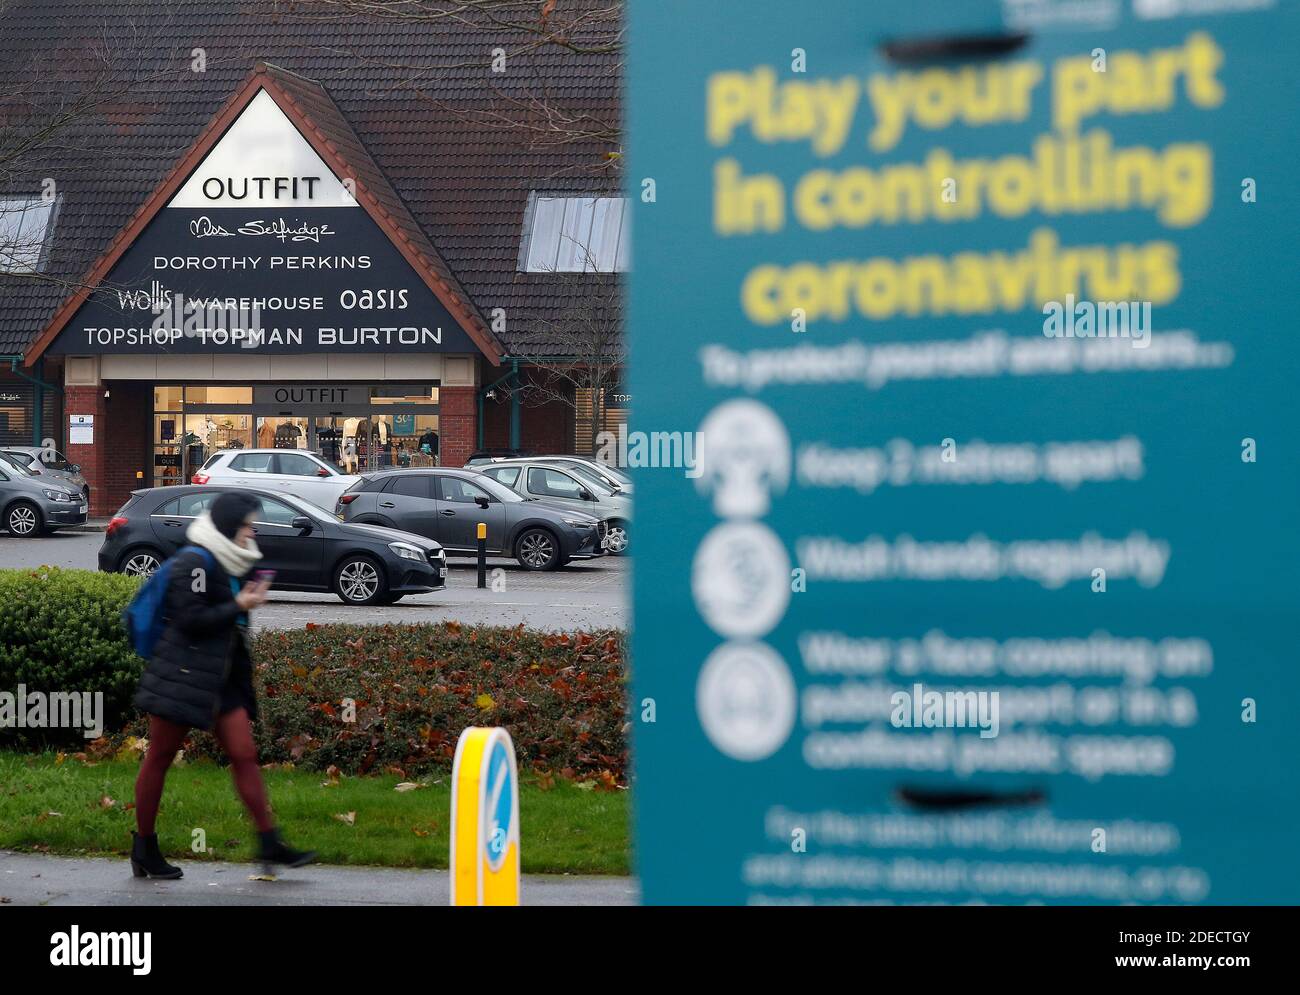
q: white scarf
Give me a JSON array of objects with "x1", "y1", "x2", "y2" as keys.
[{"x1": 186, "y1": 512, "x2": 263, "y2": 577}]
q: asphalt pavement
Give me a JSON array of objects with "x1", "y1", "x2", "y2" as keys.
[
  {"x1": 0, "y1": 529, "x2": 628, "y2": 631},
  {"x1": 0, "y1": 850, "x2": 638, "y2": 906}
]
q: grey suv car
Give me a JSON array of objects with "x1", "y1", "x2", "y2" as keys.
[
  {"x1": 0, "y1": 451, "x2": 87, "y2": 536},
  {"x1": 337, "y1": 468, "x2": 606, "y2": 570}
]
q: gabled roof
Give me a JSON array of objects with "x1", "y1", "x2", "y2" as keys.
[
  {"x1": 0, "y1": 0, "x2": 623, "y2": 360},
  {"x1": 22, "y1": 62, "x2": 504, "y2": 366}
]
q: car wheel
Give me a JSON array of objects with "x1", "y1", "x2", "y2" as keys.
[
  {"x1": 5, "y1": 501, "x2": 44, "y2": 538},
  {"x1": 119, "y1": 549, "x2": 164, "y2": 577},
  {"x1": 333, "y1": 555, "x2": 388, "y2": 605},
  {"x1": 516, "y1": 527, "x2": 560, "y2": 571},
  {"x1": 605, "y1": 520, "x2": 629, "y2": 555}
]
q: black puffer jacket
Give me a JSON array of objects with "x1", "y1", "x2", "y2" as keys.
[{"x1": 133, "y1": 548, "x2": 256, "y2": 730}]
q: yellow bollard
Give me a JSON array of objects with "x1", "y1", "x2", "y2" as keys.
[{"x1": 450, "y1": 726, "x2": 520, "y2": 905}]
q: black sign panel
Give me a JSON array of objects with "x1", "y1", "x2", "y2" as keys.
[{"x1": 48, "y1": 207, "x2": 480, "y2": 355}]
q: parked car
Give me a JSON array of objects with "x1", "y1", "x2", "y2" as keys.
[
  {"x1": 0, "y1": 450, "x2": 87, "y2": 536},
  {"x1": 463, "y1": 447, "x2": 534, "y2": 466},
  {"x1": 476, "y1": 459, "x2": 631, "y2": 554},
  {"x1": 538, "y1": 456, "x2": 633, "y2": 495},
  {"x1": 337, "y1": 467, "x2": 606, "y2": 570},
  {"x1": 1, "y1": 445, "x2": 90, "y2": 501},
  {"x1": 192, "y1": 448, "x2": 361, "y2": 511},
  {"x1": 98, "y1": 485, "x2": 446, "y2": 605}
]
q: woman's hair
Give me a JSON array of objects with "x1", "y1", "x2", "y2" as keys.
[{"x1": 209, "y1": 491, "x2": 262, "y2": 540}]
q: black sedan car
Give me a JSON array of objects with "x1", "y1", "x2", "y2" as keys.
[
  {"x1": 99, "y1": 485, "x2": 447, "y2": 605},
  {"x1": 337, "y1": 468, "x2": 606, "y2": 570}
]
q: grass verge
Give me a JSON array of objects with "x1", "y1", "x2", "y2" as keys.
[{"x1": 0, "y1": 752, "x2": 629, "y2": 875}]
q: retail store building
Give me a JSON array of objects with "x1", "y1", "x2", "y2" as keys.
[{"x1": 0, "y1": 4, "x2": 624, "y2": 516}]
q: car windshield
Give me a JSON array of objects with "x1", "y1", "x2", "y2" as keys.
[
  {"x1": 554, "y1": 462, "x2": 618, "y2": 495},
  {"x1": 465, "y1": 472, "x2": 526, "y2": 503},
  {"x1": 271, "y1": 491, "x2": 336, "y2": 525},
  {"x1": 0, "y1": 453, "x2": 37, "y2": 477},
  {"x1": 589, "y1": 460, "x2": 631, "y2": 485},
  {"x1": 603, "y1": 463, "x2": 634, "y2": 483}
]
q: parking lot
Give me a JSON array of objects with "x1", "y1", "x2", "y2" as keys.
[{"x1": 0, "y1": 529, "x2": 627, "y2": 632}]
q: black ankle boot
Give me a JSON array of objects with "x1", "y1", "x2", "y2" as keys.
[
  {"x1": 257, "y1": 827, "x2": 317, "y2": 869},
  {"x1": 130, "y1": 831, "x2": 183, "y2": 879}
]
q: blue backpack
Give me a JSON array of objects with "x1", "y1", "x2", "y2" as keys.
[{"x1": 122, "y1": 546, "x2": 214, "y2": 658}]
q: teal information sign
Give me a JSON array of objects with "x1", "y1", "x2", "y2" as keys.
[{"x1": 628, "y1": 0, "x2": 1298, "y2": 903}]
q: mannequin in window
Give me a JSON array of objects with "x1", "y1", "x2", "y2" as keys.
[
  {"x1": 273, "y1": 421, "x2": 302, "y2": 449},
  {"x1": 418, "y1": 428, "x2": 440, "y2": 465},
  {"x1": 256, "y1": 419, "x2": 275, "y2": 448}
]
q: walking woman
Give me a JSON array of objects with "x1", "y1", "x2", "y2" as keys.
[{"x1": 130, "y1": 491, "x2": 315, "y2": 878}]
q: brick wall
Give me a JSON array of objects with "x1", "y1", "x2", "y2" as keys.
[
  {"x1": 438, "y1": 385, "x2": 477, "y2": 468},
  {"x1": 482, "y1": 374, "x2": 576, "y2": 455},
  {"x1": 64, "y1": 382, "x2": 150, "y2": 517}
]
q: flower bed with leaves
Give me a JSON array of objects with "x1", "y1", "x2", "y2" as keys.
[
  {"x1": 145, "y1": 621, "x2": 630, "y2": 785},
  {"x1": 0, "y1": 568, "x2": 629, "y2": 784}
]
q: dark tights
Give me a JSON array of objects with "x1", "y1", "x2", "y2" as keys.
[{"x1": 135, "y1": 709, "x2": 273, "y2": 835}]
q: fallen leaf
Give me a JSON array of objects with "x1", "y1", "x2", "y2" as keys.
[
  {"x1": 475, "y1": 693, "x2": 495, "y2": 710},
  {"x1": 394, "y1": 782, "x2": 423, "y2": 793},
  {"x1": 333, "y1": 811, "x2": 356, "y2": 826}
]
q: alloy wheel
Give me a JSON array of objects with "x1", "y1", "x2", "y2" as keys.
[
  {"x1": 122, "y1": 552, "x2": 161, "y2": 577},
  {"x1": 338, "y1": 559, "x2": 380, "y2": 602},
  {"x1": 7, "y1": 504, "x2": 39, "y2": 536},
  {"x1": 519, "y1": 531, "x2": 556, "y2": 569}
]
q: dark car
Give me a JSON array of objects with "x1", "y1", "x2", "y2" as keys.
[
  {"x1": 98, "y1": 485, "x2": 447, "y2": 606},
  {"x1": 336, "y1": 468, "x2": 606, "y2": 571}
]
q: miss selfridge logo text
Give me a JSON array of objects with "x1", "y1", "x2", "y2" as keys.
[{"x1": 49, "y1": 926, "x2": 151, "y2": 975}]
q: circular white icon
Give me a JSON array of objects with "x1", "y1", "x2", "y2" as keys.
[
  {"x1": 695, "y1": 399, "x2": 791, "y2": 518},
  {"x1": 692, "y1": 521, "x2": 791, "y2": 638},
  {"x1": 696, "y1": 642, "x2": 796, "y2": 761}
]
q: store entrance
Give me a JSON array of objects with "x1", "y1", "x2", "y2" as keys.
[{"x1": 151, "y1": 384, "x2": 440, "y2": 485}]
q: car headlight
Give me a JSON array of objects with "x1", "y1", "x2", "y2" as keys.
[
  {"x1": 388, "y1": 541, "x2": 425, "y2": 561},
  {"x1": 43, "y1": 489, "x2": 73, "y2": 502},
  {"x1": 564, "y1": 518, "x2": 596, "y2": 527}
]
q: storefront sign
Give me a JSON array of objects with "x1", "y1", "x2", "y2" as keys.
[
  {"x1": 44, "y1": 89, "x2": 482, "y2": 356},
  {"x1": 628, "y1": 2, "x2": 1298, "y2": 903},
  {"x1": 250, "y1": 385, "x2": 367, "y2": 410}
]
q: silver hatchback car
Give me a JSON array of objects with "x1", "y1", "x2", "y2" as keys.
[
  {"x1": 1, "y1": 446, "x2": 90, "y2": 502},
  {"x1": 0, "y1": 451, "x2": 87, "y2": 536}
]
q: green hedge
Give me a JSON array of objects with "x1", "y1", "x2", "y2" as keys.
[
  {"x1": 1, "y1": 568, "x2": 629, "y2": 781},
  {"x1": 0, "y1": 567, "x2": 144, "y2": 745}
]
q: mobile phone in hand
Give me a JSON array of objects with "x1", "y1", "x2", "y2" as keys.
[{"x1": 254, "y1": 569, "x2": 276, "y2": 585}]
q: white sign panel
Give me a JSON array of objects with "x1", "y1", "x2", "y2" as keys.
[{"x1": 68, "y1": 414, "x2": 94, "y2": 445}]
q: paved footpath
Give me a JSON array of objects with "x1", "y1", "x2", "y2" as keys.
[{"x1": 0, "y1": 850, "x2": 638, "y2": 906}]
